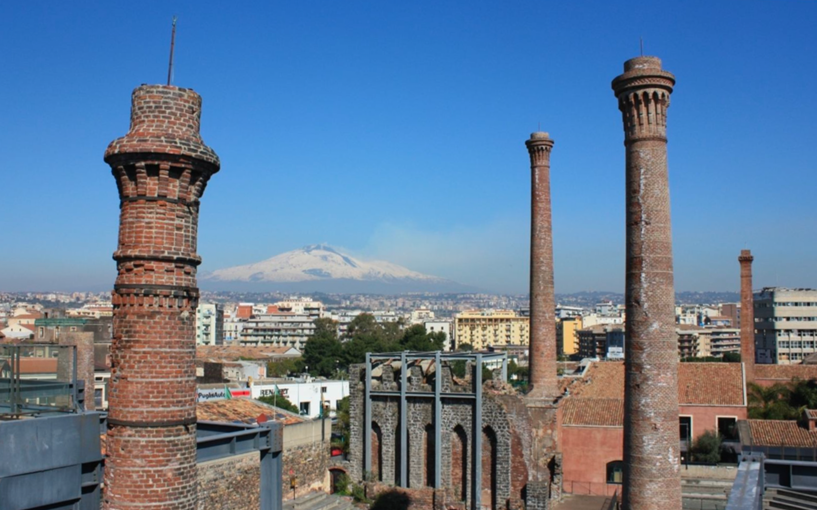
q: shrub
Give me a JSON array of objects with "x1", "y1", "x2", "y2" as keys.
[{"x1": 692, "y1": 430, "x2": 722, "y2": 464}]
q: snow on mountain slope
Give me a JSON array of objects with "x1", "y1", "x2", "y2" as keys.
[{"x1": 203, "y1": 245, "x2": 449, "y2": 284}]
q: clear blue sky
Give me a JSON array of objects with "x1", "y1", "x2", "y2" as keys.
[{"x1": 1, "y1": 1, "x2": 815, "y2": 294}]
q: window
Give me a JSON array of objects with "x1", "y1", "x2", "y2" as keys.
[
  {"x1": 321, "y1": 386, "x2": 328, "y2": 393},
  {"x1": 606, "y1": 461, "x2": 624, "y2": 484},
  {"x1": 299, "y1": 402, "x2": 310, "y2": 416},
  {"x1": 718, "y1": 417, "x2": 738, "y2": 441},
  {"x1": 679, "y1": 416, "x2": 692, "y2": 444}
]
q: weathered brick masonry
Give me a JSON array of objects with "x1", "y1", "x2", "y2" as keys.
[
  {"x1": 612, "y1": 56, "x2": 682, "y2": 510},
  {"x1": 739, "y1": 250, "x2": 755, "y2": 383},
  {"x1": 103, "y1": 85, "x2": 220, "y2": 510},
  {"x1": 526, "y1": 132, "x2": 558, "y2": 400}
]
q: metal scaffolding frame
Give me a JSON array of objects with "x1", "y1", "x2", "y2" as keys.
[{"x1": 363, "y1": 351, "x2": 507, "y2": 510}]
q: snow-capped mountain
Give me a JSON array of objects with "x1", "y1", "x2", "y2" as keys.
[{"x1": 200, "y1": 245, "x2": 471, "y2": 293}]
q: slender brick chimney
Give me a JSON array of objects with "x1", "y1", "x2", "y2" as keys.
[
  {"x1": 739, "y1": 250, "x2": 755, "y2": 383},
  {"x1": 612, "y1": 57, "x2": 682, "y2": 510},
  {"x1": 103, "y1": 85, "x2": 220, "y2": 510},
  {"x1": 525, "y1": 132, "x2": 558, "y2": 400}
]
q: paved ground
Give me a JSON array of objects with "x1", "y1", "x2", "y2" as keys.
[{"x1": 554, "y1": 494, "x2": 612, "y2": 510}]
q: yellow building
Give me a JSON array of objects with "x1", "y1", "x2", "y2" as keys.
[
  {"x1": 454, "y1": 310, "x2": 529, "y2": 351},
  {"x1": 557, "y1": 316, "x2": 583, "y2": 356}
]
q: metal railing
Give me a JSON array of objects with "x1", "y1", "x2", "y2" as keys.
[{"x1": 0, "y1": 344, "x2": 80, "y2": 416}]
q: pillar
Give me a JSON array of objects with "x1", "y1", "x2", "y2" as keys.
[
  {"x1": 103, "y1": 85, "x2": 220, "y2": 510},
  {"x1": 525, "y1": 132, "x2": 558, "y2": 400},
  {"x1": 739, "y1": 250, "x2": 755, "y2": 382},
  {"x1": 612, "y1": 56, "x2": 681, "y2": 510}
]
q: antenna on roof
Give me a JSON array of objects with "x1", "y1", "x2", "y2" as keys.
[
  {"x1": 167, "y1": 16, "x2": 177, "y2": 85},
  {"x1": 640, "y1": 37, "x2": 644, "y2": 56}
]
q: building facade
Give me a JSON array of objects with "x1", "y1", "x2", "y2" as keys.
[
  {"x1": 454, "y1": 310, "x2": 529, "y2": 351},
  {"x1": 196, "y1": 303, "x2": 224, "y2": 346},
  {"x1": 755, "y1": 288, "x2": 817, "y2": 364}
]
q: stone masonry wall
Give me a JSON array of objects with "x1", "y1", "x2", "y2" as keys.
[
  {"x1": 197, "y1": 452, "x2": 260, "y2": 510},
  {"x1": 282, "y1": 430, "x2": 330, "y2": 500}
]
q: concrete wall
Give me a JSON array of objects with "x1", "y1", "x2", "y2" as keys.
[{"x1": 197, "y1": 452, "x2": 261, "y2": 510}]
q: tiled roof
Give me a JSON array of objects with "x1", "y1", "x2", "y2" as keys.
[
  {"x1": 744, "y1": 419, "x2": 817, "y2": 448},
  {"x1": 196, "y1": 345, "x2": 299, "y2": 361},
  {"x1": 562, "y1": 398, "x2": 623, "y2": 427},
  {"x1": 679, "y1": 363, "x2": 744, "y2": 406},
  {"x1": 561, "y1": 361, "x2": 745, "y2": 427},
  {"x1": 197, "y1": 398, "x2": 304, "y2": 426},
  {"x1": 755, "y1": 364, "x2": 817, "y2": 382}
]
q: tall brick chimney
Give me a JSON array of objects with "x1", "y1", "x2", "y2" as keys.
[
  {"x1": 612, "y1": 57, "x2": 682, "y2": 510},
  {"x1": 103, "y1": 85, "x2": 220, "y2": 510},
  {"x1": 739, "y1": 250, "x2": 755, "y2": 383},
  {"x1": 525, "y1": 132, "x2": 558, "y2": 400}
]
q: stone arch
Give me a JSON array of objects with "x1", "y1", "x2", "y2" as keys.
[
  {"x1": 371, "y1": 421, "x2": 383, "y2": 482},
  {"x1": 482, "y1": 425, "x2": 498, "y2": 510},
  {"x1": 451, "y1": 424, "x2": 468, "y2": 501},
  {"x1": 424, "y1": 423, "x2": 435, "y2": 487}
]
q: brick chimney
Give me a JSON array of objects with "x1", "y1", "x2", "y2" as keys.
[
  {"x1": 739, "y1": 250, "x2": 755, "y2": 383},
  {"x1": 612, "y1": 56, "x2": 682, "y2": 510},
  {"x1": 103, "y1": 85, "x2": 220, "y2": 510},
  {"x1": 525, "y1": 131, "x2": 558, "y2": 400}
]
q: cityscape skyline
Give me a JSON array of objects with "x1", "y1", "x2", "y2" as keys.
[{"x1": 2, "y1": 2, "x2": 816, "y2": 294}]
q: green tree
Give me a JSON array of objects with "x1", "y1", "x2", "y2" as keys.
[
  {"x1": 257, "y1": 393, "x2": 300, "y2": 415},
  {"x1": 302, "y1": 318, "x2": 342, "y2": 377},
  {"x1": 692, "y1": 430, "x2": 722, "y2": 464},
  {"x1": 333, "y1": 396, "x2": 350, "y2": 453},
  {"x1": 457, "y1": 342, "x2": 473, "y2": 351},
  {"x1": 722, "y1": 352, "x2": 741, "y2": 363},
  {"x1": 266, "y1": 357, "x2": 302, "y2": 378},
  {"x1": 747, "y1": 382, "x2": 799, "y2": 420}
]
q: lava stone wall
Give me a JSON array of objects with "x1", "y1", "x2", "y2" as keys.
[
  {"x1": 349, "y1": 361, "x2": 545, "y2": 510},
  {"x1": 197, "y1": 452, "x2": 260, "y2": 510}
]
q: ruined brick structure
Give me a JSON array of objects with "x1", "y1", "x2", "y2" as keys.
[
  {"x1": 612, "y1": 56, "x2": 682, "y2": 509},
  {"x1": 104, "y1": 85, "x2": 220, "y2": 510},
  {"x1": 739, "y1": 250, "x2": 755, "y2": 383},
  {"x1": 525, "y1": 132, "x2": 558, "y2": 400},
  {"x1": 348, "y1": 356, "x2": 552, "y2": 510}
]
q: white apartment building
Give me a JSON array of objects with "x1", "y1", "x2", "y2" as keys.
[
  {"x1": 424, "y1": 320, "x2": 452, "y2": 351},
  {"x1": 196, "y1": 303, "x2": 224, "y2": 346},
  {"x1": 755, "y1": 287, "x2": 817, "y2": 364}
]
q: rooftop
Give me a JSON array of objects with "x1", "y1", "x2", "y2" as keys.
[
  {"x1": 743, "y1": 419, "x2": 817, "y2": 448},
  {"x1": 197, "y1": 398, "x2": 304, "y2": 426},
  {"x1": 562, "y1": 361, "x2": 745, "y2": 427}
]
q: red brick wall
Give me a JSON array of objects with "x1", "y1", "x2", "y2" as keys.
[
  {"x1": 371, "y1": 424, "x2": 382, "y2": 481},
  {"x1": 481, "y1": 428, "x2": 497, "y2": 509}
]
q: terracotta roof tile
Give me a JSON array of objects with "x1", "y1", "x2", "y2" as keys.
[
  {"x1": 196, "y1": 345, "x2": 299, "y2": 361},
  {"x1": 755, "y1": 364, "x2": 817, "y2": 382},
  {"x1": 197, "y1": 398, "x2": 304, "y2": 426},
  {"x1": 745, "y1": 419, "x2": 817, "y2": 448},
  {"x1": 562, "y1": 398, "x2": 623, "y2": 427},
  {"x1": 561, "y1": 361, "x2": 746, "y2": 427}
]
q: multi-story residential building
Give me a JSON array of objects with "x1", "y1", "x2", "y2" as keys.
[
  {"x1": 410, "y1": 308, "x2": 435, "y2": 324},
  {"x1": 557, "y1": 316, "x2": 583, "y2": 357},
  {"x1": 755, "y1": 287, "x2": 817, "y2": 364},
  {"x1": 556, "y1": 305, "x2": 584, "y2": 319},
  {"x1": 239, "y1": 312, "x2": 316, "y2": 350},
  {"x1": 720, "y1": 303, "x2": 740, "y2": 329},
  {"x1": 576, "y1": 324, "x2": 625, "y2": 359},
  {"x1": 706, "y1": 328, "x2": 740, "y2": 358},
  {"x1": 676, "y1": 325, "x2": 703, "y2": 358},
  {"x1": 454, "y1": 309, "x2": 529, "y2": 351},
  {"x1": 273, "y1": 298, "x2": 324, "y2": 319},
  {"x1": 196, "y1": 303, "x2": 224, "y2": 346}
]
